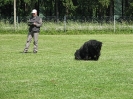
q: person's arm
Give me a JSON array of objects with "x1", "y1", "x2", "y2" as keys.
[
  {"x1": 27, "y1": 18, "x2": 34, "y2": 26},
  {"x1": 34, "y1": 18, "x2": 42, "y2": 27}
]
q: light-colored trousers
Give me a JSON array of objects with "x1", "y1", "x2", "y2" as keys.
[{"x1": 24, "y1": 32, "x2": 39, "y2": 52}]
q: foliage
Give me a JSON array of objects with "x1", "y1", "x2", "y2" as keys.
[
  {"x1": 98, "y1": 0, "x2": 110, "y2": 7},
  {"x1": 0, "y1": 0, "x2": 133, "y2": 17},
  {"x1": 0, "y1": 20, "x2": 133, "y2": 34},
  {"x1": 127, "y1": 1, "x2": 133, "y2": 16}
]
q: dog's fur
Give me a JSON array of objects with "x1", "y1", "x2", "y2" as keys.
[{"x1": 74, "y1": 40, "x2": 102, "y2": 61}]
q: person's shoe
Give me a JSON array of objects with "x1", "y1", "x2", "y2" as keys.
[
  {"x1": 33, "y1": 50, "x2": 37, "y2": 53},
  {"x1": 23, "y1": 50, "x2": 28, "y2": 53}
]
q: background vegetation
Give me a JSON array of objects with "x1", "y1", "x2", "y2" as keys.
[
  {"x1": 1, "y1": 0, "x2": 133, "y2": 34},
  {"x1": 0, "y1": 0, "x2": 133, "y2": 18},
  {"x1": 0, "y1": 21, "x2": 133, "y2": 35}
]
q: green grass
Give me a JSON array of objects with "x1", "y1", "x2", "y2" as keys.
[
  {"x1": 0, "y1": 34, "x2": 133, "y2": 99},
  {"x1": 0, "y1": 21, "x2": 133, "y2": 34}
]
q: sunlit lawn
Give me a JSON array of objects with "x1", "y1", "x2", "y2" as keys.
[{"x1": 0, "y1": 34, "x2": 133, "y2": 99}]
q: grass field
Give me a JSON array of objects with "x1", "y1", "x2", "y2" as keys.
[{"x1": 0, "y1": 34, "x2": 133, "y2": 99}]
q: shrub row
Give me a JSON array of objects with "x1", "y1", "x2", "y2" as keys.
[{"x1": 0, "y1": 29, "x2": 133, "y2": 35}]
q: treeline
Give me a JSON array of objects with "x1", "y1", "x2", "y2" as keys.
[{"x1": 0, "y1": 0, "x2": 133, "y2": 18}]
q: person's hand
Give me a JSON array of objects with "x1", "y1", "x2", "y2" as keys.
[{"x1": 33, "y1": 23, "x2": 36, "y2": 25}]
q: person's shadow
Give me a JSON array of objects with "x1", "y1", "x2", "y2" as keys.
[{"x1": 19, "y1": 51, "x2": 32, "y2": 53}]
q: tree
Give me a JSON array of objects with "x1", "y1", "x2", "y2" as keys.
[
  {"x1": 0, "y1": 0, "x2": 13, "y2": 17},
  {"x1": 0, "y1": 0, "x2": 133, "y2": 19},
  {"x1": 124, "y1": 0, "x2": 133, "y2": 16}
]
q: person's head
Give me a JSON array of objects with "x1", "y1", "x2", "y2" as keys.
[{"x1": 31, "y1": 9, "x2": 37, "y2": 17}]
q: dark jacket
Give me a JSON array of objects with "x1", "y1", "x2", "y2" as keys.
[{"x1": 28, "y1": 16, "x2": 42, "y2": 32}]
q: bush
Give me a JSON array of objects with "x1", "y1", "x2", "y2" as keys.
[{"x1": 0, "y1": 21, "x2": 133, "y2": 34}]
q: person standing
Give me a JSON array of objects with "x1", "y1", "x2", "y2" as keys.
[{"x1": 23, "y1": 9, "x2": 42, "y2": 53}]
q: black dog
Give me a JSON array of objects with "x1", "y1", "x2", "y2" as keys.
[{"x1": 74, "y1": 40, "x2": 102, "y2": 61}]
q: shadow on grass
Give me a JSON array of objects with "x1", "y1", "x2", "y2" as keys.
[{"x1": 19, "y1": 51, "x2": 33, "y2": 54}]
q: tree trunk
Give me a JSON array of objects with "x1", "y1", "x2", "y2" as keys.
[
  {"x1": 55, "y1": 0, "x2": 59, "y2": 22},
  {"x1": 110, "y1": 0, "x2": 114, "y2": 17}
]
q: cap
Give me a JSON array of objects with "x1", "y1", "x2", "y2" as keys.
[{"x1": 31, "y1": 9, "x2": 37, "y2": 13}]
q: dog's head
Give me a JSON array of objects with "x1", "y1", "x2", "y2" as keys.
[
  {"x1": 95, "y1": 41, "x2": 102, "y2": 54},
  {"x1": 91, "y1": 40, "x2": 102, "y2": 60},
  {"x1": 74, "y1": 50, "x2": 81, "y2": 60}
]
